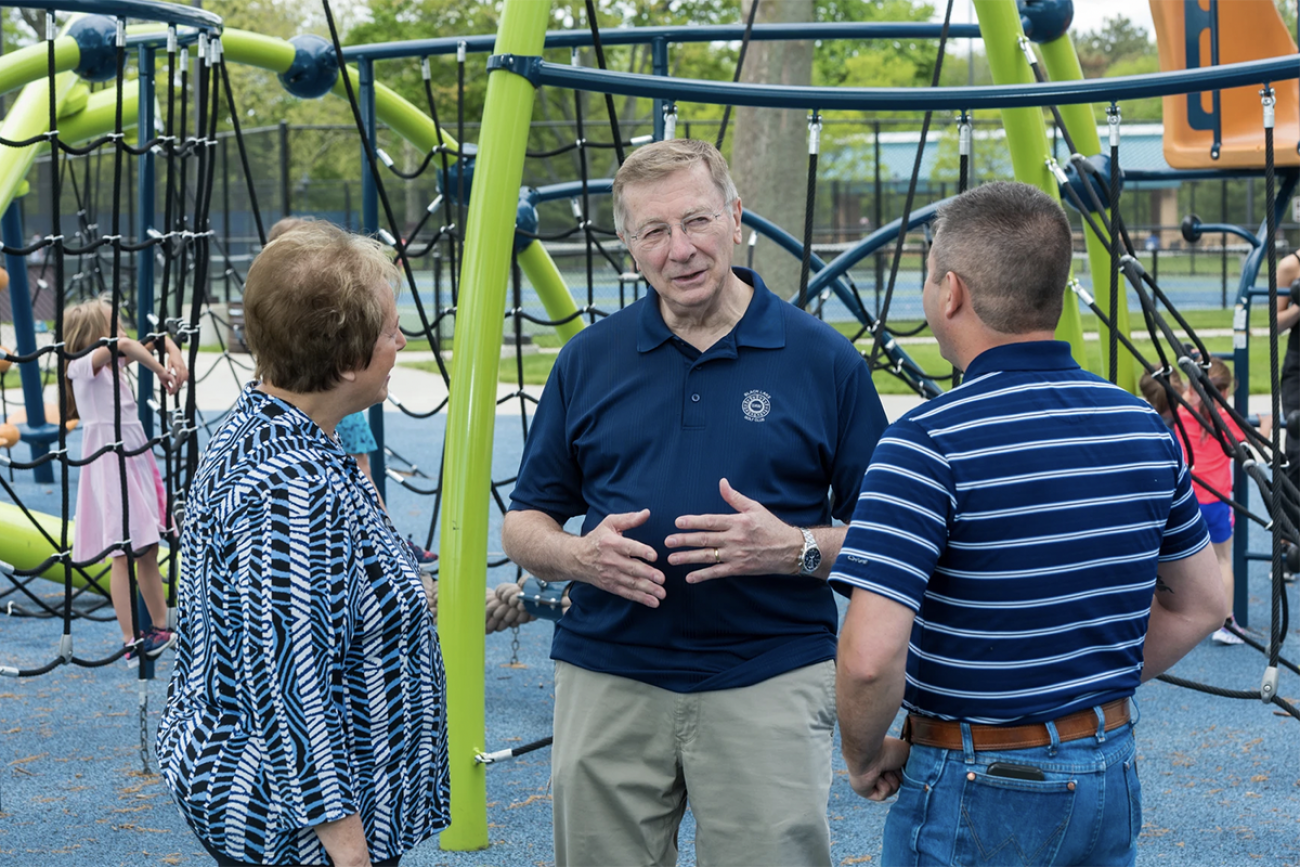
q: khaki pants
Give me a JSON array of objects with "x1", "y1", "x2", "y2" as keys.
[{"x1": 552, "y1": 659, "x2": 835, "y2": 867}]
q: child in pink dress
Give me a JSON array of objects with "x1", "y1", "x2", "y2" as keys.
[{"x1": 63, "y1": 298, "x2": 188, "y2": 666}]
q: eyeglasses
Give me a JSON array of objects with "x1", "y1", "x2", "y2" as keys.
[{"x1": 625, "y1": 208, "x2": 730, "y2": 252}]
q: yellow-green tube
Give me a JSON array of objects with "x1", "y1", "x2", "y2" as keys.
[
  {"x1": 0, "y1": 38, "x2": 78, "y2": 97},
  {"x1": 973, "y1": 0, "x2": 1086, "y2": 365},
  {"x1": 217, "y1": 28, "x2": 460, "y2": 155},
  {"x1": 1039, "y1": 34, "x2": 1136, "y2": 391},
  {"x1": 0, "y1": 503, "x2": 110, "y2": 594},
  {"x1": 58, "y1": 83, "x2": 140, "y2": 145},
  {"x1": 217, "y1": 29, "x2": 298, "y2": 73},
  {"x1": 331, "y1": 66, "x2": 459, "y2": 155},
  {"x1": 518, "y1": 239, "x2": 585, "y2": 344},
  {"x1": 0, "y1": 56, "x2": 81, "y2": 212},
  {"x1": 438, "y1": 0, "x2": 550, "y2": 852}
]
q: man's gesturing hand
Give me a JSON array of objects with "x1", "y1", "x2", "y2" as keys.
[
  {"x1": 580, "y1": 509, "x2": 666, "y2": 607},
  {"x1": 665, "y1": 478, "x2": 802, "y2": 582}
]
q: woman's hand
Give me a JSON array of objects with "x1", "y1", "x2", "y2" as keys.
[{"x1": 313, "y1": 813, "x2": 372, "y2": 867}]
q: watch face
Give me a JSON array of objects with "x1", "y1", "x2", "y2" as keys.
[{"x1": 802, "y1": 548, "x2": 822, "y2": 574}]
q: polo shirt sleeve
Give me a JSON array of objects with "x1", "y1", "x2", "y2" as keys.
[
  {"x1": 229, "y1": 475, "x2": 357, "y2": 827},
  {"x1": 1159, "y1": 452, "x2": 1212, "y2": 561},
  {"x1": 829, "y1": 419, "x2": 954, "y2": 612},
  {"x1": 508, "y1": 354, "x2": 585, "y2": 523},
  {"x1": 828, "y1": 347, "x2": 890, "y2": 523}
]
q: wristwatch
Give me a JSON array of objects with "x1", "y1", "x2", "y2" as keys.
[{"x1": 796, "y1": 527, "x2": 821, "y2": 576}]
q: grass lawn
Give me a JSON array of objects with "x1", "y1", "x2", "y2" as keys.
[
  {"x1": 1, "y1": 367, "x2": 57, "y2": 392},
  {"x1": 401, "y1": 353, "x2": 556, "y2": 385},
  {"x1": 857, "y1": 335, "x2": 1279, "y2": 396},
  {"x1": 400, "y1": 305, "x2": 1286, "y2": 397}
]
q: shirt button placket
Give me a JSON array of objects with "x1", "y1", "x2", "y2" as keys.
[{"x1": 684, "y1": 368, "x2": 706, "y2": 428}]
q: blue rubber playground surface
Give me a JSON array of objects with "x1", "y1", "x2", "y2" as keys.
[{"x1": 1, "y1": 411, "x2": 1298, "y2": 866}]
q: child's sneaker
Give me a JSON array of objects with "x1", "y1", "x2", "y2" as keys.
[
  {"x1": 1211, "y1": 618, "x2": 1244, "y2": 646},
  {"x1": 124, "y1": 627, "x2": 177, "y2": 669},
  {"x1": 406, "y1": 538, "x2": 439, "y2": 573}
]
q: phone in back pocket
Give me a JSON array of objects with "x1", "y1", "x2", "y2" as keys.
[{"x1": 985, "y1": 762, "x2": 1046, "y2": 781}]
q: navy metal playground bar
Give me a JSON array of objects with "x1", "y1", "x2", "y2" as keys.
[
  {"x1": 489, "y1": 52, "x2": 1300, "y2": 111},
  {"x1": 337, "y1": 23, "x2": 980, "y2": 148},
  {"x1": 3, "y1": 0, "x2": 222, "y2": 30}
]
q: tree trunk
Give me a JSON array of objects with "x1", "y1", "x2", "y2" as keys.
[{"x1": 727, "y1": 0, "x2": 814, "y2": 301}]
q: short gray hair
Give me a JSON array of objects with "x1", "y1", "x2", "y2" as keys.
[
  {"x1": 612, "y1": 139, "x2": 738, "y2": 234},
  {"x1": 931, "y1": 181, "x2": 1073, "y2": 334}
]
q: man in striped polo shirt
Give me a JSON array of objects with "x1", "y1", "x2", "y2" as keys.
[{"x1": 831, "y1": 181, "x2": 1226, "y2": 866}]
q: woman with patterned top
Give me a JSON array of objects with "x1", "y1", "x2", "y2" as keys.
[{"x1": 157, "y1": 221, "x2": 448, "y2": 866}]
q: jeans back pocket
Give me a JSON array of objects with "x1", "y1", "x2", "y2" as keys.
[{"x1": 954, "y1": 771, "x2": 1076, "y2": 866}]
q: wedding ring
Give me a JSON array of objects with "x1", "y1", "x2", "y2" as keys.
[{"x1": 713, "y1": 548, "x2": 721, "y2": 564}]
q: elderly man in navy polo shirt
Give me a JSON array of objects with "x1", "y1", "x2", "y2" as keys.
[
  {"x1": 503, "y1": 139, "x2": 888, "y2": 867},
  {"x1": 832, "y1": 181, "x2": 1227, "y2": 866}
]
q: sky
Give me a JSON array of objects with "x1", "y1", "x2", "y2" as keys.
[{"x1": 936, "y1": 1, "x2": 1158, "y2": 42}]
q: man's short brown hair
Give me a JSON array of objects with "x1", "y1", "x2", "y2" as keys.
[
  {"x1": 243, "y1": 221, "x2": 399, "y2": 393},
  {"x1": 612, "y1": 139, "x2": 738, "y2": 234},
  {"x1": 931, "y1": 181, "x2": 1073, "y2": 334}
]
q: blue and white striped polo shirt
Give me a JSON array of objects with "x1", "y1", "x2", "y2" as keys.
[{"x1": 829, "y1": 341, "x2": 1209, "y2": 725}]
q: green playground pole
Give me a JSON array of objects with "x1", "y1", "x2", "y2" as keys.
[
  {"x1": 518, "y1": 239, "x2": 585, "y2": 344},
  {"x1": 438, "y1": 0, "x2": 549, "y2": 851},
  {"x1": 1039, "y1": 35, "x2": 1137, "y2": 392},
  {"x1": 972, "y1": 0, "x2": 1086, "y2": 366}
]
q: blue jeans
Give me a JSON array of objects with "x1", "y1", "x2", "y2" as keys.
[{"x1": 882, "y1": 716, "x2": 1140, "y2": 867}]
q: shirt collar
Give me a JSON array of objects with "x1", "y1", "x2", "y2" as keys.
[
  {"x1": 636, "y1": 267, "x2": 786, "y2": 353},
  {"x1": 240, "y1": 383, "x2": 347, "y2": 457},
  {"x1": 963, "y1": 340, "x2": 1080, "y2": 379}
]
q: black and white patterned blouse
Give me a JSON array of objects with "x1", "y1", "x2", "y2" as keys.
[{"x1": 157, "y1": 386, "x2": 449, "y2": 865}]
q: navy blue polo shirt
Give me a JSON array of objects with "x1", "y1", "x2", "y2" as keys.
[
  {"x1": 510, "y1": 268, "x2": 888, "y2": 692},
  {"x1": 829, "y1": 341, "x2": 1210, "y2": 724}
]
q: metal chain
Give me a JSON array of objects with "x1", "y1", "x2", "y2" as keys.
[
  {"x1": 510, "y1": 626, "x2": 521, "y2": 666},
  {"x1": 138, "y1": 683, "x2": 151, "y2": 774}
]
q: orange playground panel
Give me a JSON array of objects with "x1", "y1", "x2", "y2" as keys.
[{"x1": 1151, "y1": 0, "x2": 1300, "y2": 169}]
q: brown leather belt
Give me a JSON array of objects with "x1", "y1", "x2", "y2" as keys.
[{"x1": 903, "y1": 699, "x2": 1131, "y2": 752}]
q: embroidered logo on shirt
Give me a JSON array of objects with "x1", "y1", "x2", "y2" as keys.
[{"x1": 741, "y1": 389, "x2": 771, "y2": 422}]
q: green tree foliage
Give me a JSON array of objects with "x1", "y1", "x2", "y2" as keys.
[
  {"x1": 815, "y1": 0, "x2": 936, "y2": 90},
  {"x1": 1074, "y1": 15, "x2": 1154, "y2": 79},
  {"x1": 198, "y1": 0, "x2": 357, "y2": 225},
  {"x1": 1104, "y1": 53, "x2": 1161, "y2": 122},
  {"x1": 1274, "y1": 0, "x2": 1297, "y2": 34},
  {"x1": 136, "y1": 1, "x2": 956, "y2": 232},
  {"x1": 337, "y1": 0, "x2": 944, "y2": 228}
]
